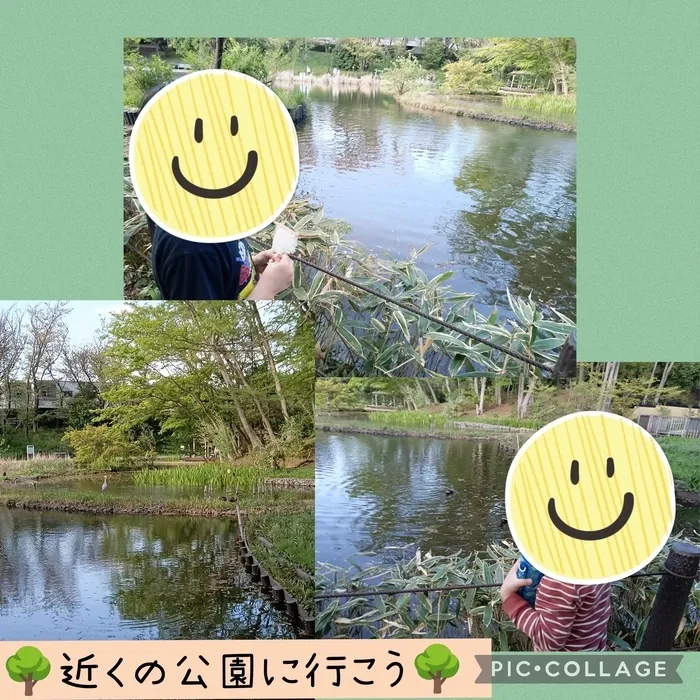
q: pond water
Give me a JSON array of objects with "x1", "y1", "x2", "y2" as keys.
[
  {"x1": 0, "y1": 508, "x2": 298, "y2": 640},
  {"x1": 294, "y1": 84, "x2": 576, "y2": 317},
  {"x1": 315, "y1": 431, "x2": 512, "y2": 569},
  {"x1": 315, "y1": 430, "x2": 698, "y2": 571}
]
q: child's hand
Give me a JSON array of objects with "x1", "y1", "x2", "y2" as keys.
[
  {"x1": 500, "y1": 562, "x2": 532, "y2": 602},
  {"x1": 252, "y1": 249, "x2": 281, "y2": 276},
  {"x1": 249, "y1": 255, "x2": 294, "y2": 300}
]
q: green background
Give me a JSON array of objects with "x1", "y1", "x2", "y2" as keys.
[{"x1": 0, "y1": 3, "x2": 698, "y2": 347}]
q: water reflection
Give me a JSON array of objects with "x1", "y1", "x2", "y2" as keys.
[
  {"x1": 315, "y1": 432, "x2": 512, "y2": 569},
  {"x1": 293, "y1": 85, "x2": 576, "y2": 317},
  {"x1": 0, "y1": 508, "x2": 297, "y2": 640}
]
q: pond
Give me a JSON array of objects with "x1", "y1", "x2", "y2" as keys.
[
  {"x1": 0, "y1": 507, "x2": 298, "y2": 640},
  {"x1": 315, "y1": 430, "x2": 698, "y2": 572},
  {"x1": 315, "y1": 431, "x2": 512, "y2": 570},
  {"x1": 294, "y1": 84, "x2": 576, "y2": 317}
]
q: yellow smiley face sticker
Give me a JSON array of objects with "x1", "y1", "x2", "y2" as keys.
[
  {"x1": 505, "y1": 411, "x2": 675, "y2": 584},
  {"x1": 129, "y1": 70, "x2": 299, "y2": 242}
]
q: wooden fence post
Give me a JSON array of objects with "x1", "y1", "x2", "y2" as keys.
[{"x1": 639, "y1": 542, "x2": 700, "y2": 651}]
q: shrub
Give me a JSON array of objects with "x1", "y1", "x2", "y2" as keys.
[
  {"x1": 382, "y1": 55, "x2": 427, "y2": 96},
  {"x1": 442, "y1": 58, "x2": 499, "y2": 95},
  {"x1": 123, "y1": 52, "x2": 174, "y2": 107},
  {"x1": 222, "y1": 41, "x2": 270, "y2": 84},
  {"x1": 64, "y1": 424, "x2": 155, "y2": 470},
  {"x1": 333, "y1": 39, "x2": 381, "y2": 72}
]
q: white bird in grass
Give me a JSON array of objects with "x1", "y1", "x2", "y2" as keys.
[{"x1": 102, "y1": 476, "x2": 108, "y2": 492}]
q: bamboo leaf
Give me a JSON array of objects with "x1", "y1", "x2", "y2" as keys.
[{"x1": 393, "y1": 308, "x2": 411, "y2": 342}]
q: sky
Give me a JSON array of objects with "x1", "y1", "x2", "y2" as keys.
[{"x1": 0, "y1": 301, "x2": 133, "y2": 345}]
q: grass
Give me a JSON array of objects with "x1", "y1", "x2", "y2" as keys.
[
  {"x1": 503, "y1": 93, "x2": 577, "y2": 118},
  {"x1": 316, "y1": 415, "x2": 521, "y2": 447},
  {"x1": 399, "y1": 90, "x2": 576, "y2": 130},
  {"x1": 0, "y1": 482, "x2": 311, "y2": 517},
  {"x1": 0, "y1": 457, "x2": 76, "y2": 479},
  {"x1": 133, "y1": 462, "x2": 315, "y2": 489},
  {"x1": 133, "y1": 463, "x2": 270, "y2": 489},
  {"x1": 656, "y1": 437, "x2": 700, "y2": 490},
  {"x1": 246, "y1": 508, "x2": 314, "y2": 610}
]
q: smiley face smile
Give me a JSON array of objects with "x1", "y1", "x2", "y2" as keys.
[
  {"x1": 171, "y1": 151, "x2": 258, "y2": 199},
  {"x1": 548, "y1": 492, "x2": 635, "y2": 541}
]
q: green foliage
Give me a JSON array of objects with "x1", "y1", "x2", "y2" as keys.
[
  {"x1": 656, "y1": 437, "x2": 700, "y2": 490},
  {"x1": 221, "y1": 41, "x2": 270, "y2": 83},
  {"x1": 134, "y1": 463, "x2": 269, "y2": 489},
  {"x1": 476, "y1": 38, "x2": 576, "y2": 94},
  {"x1": 421, "y1": 38, "x2": 448, "y2": 69},
  {"x1": 669, "y1": 363, "x2": 700, "y2": 395},
  {"x1": 381, "y1": 55, "x2": 427, "y2": 96},
  {"x1": 65, "y1": 390, "x2": 101, "y2": 429},
  {"x1": 64, "y1": 424, "x2": 155, "y2": 470},
  {"x1": 123, "y1": 52, "x2": 174, "y2": 107},
  {"x1": 333, "y1": 39, "x2": 381, "y2": 72},
  {"x1": 175, "y1": 38, "x2": 216, "y2": 70},
  {"x1": 6, "y1": 646, "x2": 51, "y2": 690},
  {"x1": 247, "y1": 508, "x2": 314, "y2": 608},
  {"x1": 272, "y1": 87, "x2": 308, "y2": 108},
  {"x1": 442, "y1": 57, "x2": 500, "y2": 94},
  {"x1": 252, "y1": 201, "x2": 575, "y2": 379},
  {"x1": 0, "y1": 428, "x2": 69, "y2": 459},
  {"x1": 317, "y1": 534, "x2": 700, "y2": 648}
]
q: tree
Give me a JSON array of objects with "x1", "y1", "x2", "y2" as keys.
[
  {"x1": 0, "y1": 305, "x2": 25, "y2": 433},
  {"x1": 443, "y1": 57, "x2": 499, "y2": 94},
  {"x1": 421, "y1": 38, "x2": 447, "y2": 69},
  {"x1": 382, "y1": 55, "x2": 427, "y2": 96},
  {"x1": 655, "y1": 362, "x2": 675, "y2": 404},
  {"x1": 23, "y1": 302, "x2": 70, "y2": 434},
  {"x1": 414, "y1": 643, "x2": 460, "y2": 694},
  {"x1": 6, "y1": 646, "x2": 51, "y2": 696}
]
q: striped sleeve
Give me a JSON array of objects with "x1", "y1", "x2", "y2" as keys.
[{"x1": 502, "y1": 577, "x2": 580, "y2": 651}]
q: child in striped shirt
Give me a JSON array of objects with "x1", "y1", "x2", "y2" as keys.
[{"x1": 499, "y1": 562, "x2": 612, "y2": 651}]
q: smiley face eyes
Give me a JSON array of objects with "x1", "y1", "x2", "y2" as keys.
[
  {"x1": 570, "y1": 458, "x2": 615, "y2": 484},
  {"x1": 607, "y1": 457, "x2": 615, "y2": 478},
  {"x1": 193, "y1": 117, "x2": 239, "y2": 143},
  {"x1": 570, "y1": 460, "x2": 579, "y2": 485}
]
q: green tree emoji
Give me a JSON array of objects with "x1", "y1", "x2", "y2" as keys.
[
  {"x1": 6, "y1": 646, "x2": 51, "y2": 696},
  {"x1": 414, "y1": 643, "x2": 460, "y2": 694}
]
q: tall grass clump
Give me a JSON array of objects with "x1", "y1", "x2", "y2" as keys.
[
  {"x1": 502, "y1": 93, "x2": 576, "y2": 119},
  {"x1": 272, "y1": 87, "x2": 308, "y2": 108},
  {"x1": 133, "y1": 464, "x2": 270, "y2": 490}
]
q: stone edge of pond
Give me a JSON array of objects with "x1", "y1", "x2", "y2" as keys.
[
  {"x1": 398, "y1": 93, "x2": 577, "y2": 133},
  {"x1": 316, "y1": 422, "x2": 522, "y2": 447},
  {"x1": 264, "y1": 477, "x2": 315, "y2": 489},
  {"x1": 0, "y1": 495, "x2": 308, "y2": 518}
]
